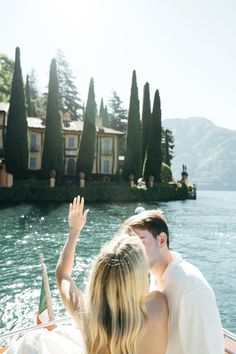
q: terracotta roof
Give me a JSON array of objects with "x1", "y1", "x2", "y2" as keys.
[
  {"x1": 0, "y1": 102, "x2": 10, "y2": 112},
  {"x1": 63, "y1": 120, "x2": 83, "y2": 132},
  {"x1": 27, "y1": 117, "x2": 124, "y2": 135},
  {"x1": 27, "y1": 117, "x2": 45, "y2": 129},
  {"x1": 0, "y1": 103, "x2": 124, "y2": 135},
  {"x1": 0, "y1": 104, "x2": 124, "y2": 135},
  {"x1": 96, "y1": 126, "x2": 124, "y2": 135}
]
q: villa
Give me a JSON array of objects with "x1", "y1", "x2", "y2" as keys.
[{"x1": 0, "y1": 103, "x2": 124, "y2": 185}]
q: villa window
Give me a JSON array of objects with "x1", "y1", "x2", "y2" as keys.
[
  {"x1": 103, "y1": 159, "x2": 109, "y2": 174},
  {"x1": 30, "y1": 157, "x2": 37, "y2": 169},
  {"x1": 102, "y1": 138, "x2": 110, "y2": 154},
  {"x1": 66, "y1": 136, "x2": 76, "y2": 149},
  {"x1": 30, "y1": 133, "x2": 37, "y2": 151}
]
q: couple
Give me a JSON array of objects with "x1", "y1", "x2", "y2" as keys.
[{"x1": 56, "y1": 195, "x2": 224, "y2": 354}]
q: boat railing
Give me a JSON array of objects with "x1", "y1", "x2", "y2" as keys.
[
  {"x1": 224, "y1": 328, "x2": 236, "y2": 340},
  {"x1": 1, "y1": 322, "x2": 236, "y2": 353},
  {"x1": 224, "y1": 328, "x2": 236, "y2": 354},
  {"x1": 0, "y1": 317, "x2": 71, "y2": 341}
]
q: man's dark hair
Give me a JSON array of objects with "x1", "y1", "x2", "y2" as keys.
[{"x1": 122, "y1": 210, "x2": 169, "y2": 248}]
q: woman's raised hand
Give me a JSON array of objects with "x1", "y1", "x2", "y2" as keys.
[
  {"x1": 68, "y1": 195, "x2": 89, "y2": 236},
  {"x1": 56, "y1": 195, "x2": 88, "y2": 316}
]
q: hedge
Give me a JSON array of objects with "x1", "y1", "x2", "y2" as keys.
[{"x1": 0, "y1": 181, "x2": 188, "y2": 203}]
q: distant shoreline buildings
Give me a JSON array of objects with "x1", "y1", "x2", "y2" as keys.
[{"x1": 0, "y1": 103, "x2": 124, "y2": 184}]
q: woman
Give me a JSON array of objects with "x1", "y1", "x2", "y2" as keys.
[{"x1": 56, "y1": 195, "x2": 168, "y2": 354}]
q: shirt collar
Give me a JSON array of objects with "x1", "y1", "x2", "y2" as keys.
[{"x1": 161, "y1": 251, "x2": 182, "y2": 281}]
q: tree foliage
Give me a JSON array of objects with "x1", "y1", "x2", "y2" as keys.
[
  {"x1": 144, "y1": 89, "x2": 162, "y2": 182},
  {"x1": 99, "y1": 98, "x2": 104, "y2": 117},
  {"x1": 123, "y1": 70, "x2": 142, "y2": 181},
  {"x1": 5, "y1": 47, "x2": 28, "y2": 178},
  {"x1": 99, "y1": 98, "x2": 110, "y2": 127},
  {"x1": 0, "y1": 53, "x2": 14, "y2": 102},
  {"x1": 76, "y1": 78, "x2": 96, "y2": 178},
  {"x1": 28, "y1": 69, "x2": 39, "y2": 100},
  {"x1": 56, "y1": 49, "x2": 83, "y2": 120},
  {"x1": 41, "y1": 59, "x2": 64, "y2": 178},
  {"x1": 161, "y1": 162, "x2": 173, "y2": 182},
  {"x1": 141, "y1": 82, "x2": 151, "y2": 170},
  {"x1": 34, "y1": 92, "x2": 47, "y2": 118},
  {"x1": 25, "y1": 75, "x2": 34, "y2": 116},
  {"x1": 27, "y1": 69, "x2": 47, "y2": 118},
  {"x1": 162, "y1": 128, "x2": 174, "y2": 167},
  {"x1": 108, "y1": 90, "x2": 128, "y2": 131}
]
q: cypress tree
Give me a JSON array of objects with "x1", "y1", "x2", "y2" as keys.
[
  {"x1": 162, "y1": 129, "x2": 174, "y2": 167},
  {"x1": 123, "y1": 70, "x2": 142, "y2": 181},
  {"x1": 41, "y1": 59, "x2": 64, "y2": 178},
  {"x1": 76, "y1": 78, "x2": 96, "y2": 178},
  {"x1": 99, "y1": 98, "x2": 105, "y2": 125},
  {"x1": 99, "y1": 98, "x2": 110, "y2": 127},
  {"x1": 99, "y1": 98, "x2": 104, "y2": 117},
  {"x1": 144, "y1": 89, "x2": 162, "y2": 183},
  {"x1": 5, "y1": 47, "x2": 28, "y2": 179},
  {"x1": 141, "y1": 82, "x2": 151, "y2": 170},
  {"x1": 25, "y1": 75, "x2": 33, "y2": 116},
  {"x1": 103, "y1": 105, "x2": 110, "y2": 127}
]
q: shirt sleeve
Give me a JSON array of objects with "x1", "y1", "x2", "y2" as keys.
[{"x1": 178, "y1": 289, "x2": 225, "y2": 354}]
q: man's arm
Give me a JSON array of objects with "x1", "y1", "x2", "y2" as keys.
[
  {"x1": 55, "y1": 196, "x2": 89, "y2": 318},
  {"x1": 179, "y1": 289, "x2": 224, "y2": 354}
]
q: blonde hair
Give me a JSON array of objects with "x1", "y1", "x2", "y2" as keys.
[{"x1": 82, "y1": 235, "x2": 149, "y2": 354}]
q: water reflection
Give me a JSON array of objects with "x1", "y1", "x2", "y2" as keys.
[{"x1": 0, "y1": 192, "x2": 236, "y2": 339}]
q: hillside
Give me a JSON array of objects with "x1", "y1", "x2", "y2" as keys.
[{"x1": 163, "y1": 117, "x2": 236, "y2": 190}]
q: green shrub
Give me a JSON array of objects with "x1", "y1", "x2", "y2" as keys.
[
  {"x1": 161, "y1": 163, "x2": 172, "y2": 183},
  {"x1": 0, "y1": 181, "x2": 188, "y2": 203}
]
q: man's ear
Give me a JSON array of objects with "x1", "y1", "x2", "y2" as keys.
[{"x1": 158, "y1": 232, "x2": 167, "y2": 248}]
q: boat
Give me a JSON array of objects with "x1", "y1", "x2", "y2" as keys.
[
  {"x1": 0, "y1": 318, "x2": 71, "y2": 353},
  {"x1": 1, "y1": 320, "x2": 236, "y2": 353},
  {"x1": 224, "y1": 328, "x2": 236, "y2": 354},
  {"x1": 1, "y1": 245, "x2": 234, "y2": 352}
]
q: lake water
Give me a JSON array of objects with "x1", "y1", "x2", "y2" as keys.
[{"x1": 0, "y1": 190, "x2": 236, "y2": 344}]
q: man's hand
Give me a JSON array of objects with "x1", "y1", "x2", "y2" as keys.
[{"x1": 68, "y1": 195, "x2": 89, "y2": 236}]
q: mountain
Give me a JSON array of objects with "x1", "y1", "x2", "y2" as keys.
[{"x1": 163, "y1": 117, "x2": 236, "y2": 190}]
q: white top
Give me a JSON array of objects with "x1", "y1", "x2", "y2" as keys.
[
  {"x1": 150, "y1": 252, "x2": 224, "y2": 354},
  {"x1": 5, "y1": 325, "x2": 84, "y2": 354}
]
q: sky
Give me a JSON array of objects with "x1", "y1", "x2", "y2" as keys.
[{"x1": 1, "y1": 0, "x2": 236, "y2": 130}]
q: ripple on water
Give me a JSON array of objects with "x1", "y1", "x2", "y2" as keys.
[{"x1": 0, "y1": 193, "x2": 236, "y2": 335}]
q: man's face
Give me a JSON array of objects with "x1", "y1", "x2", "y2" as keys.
[{"x1": 132, "y1": 227, "x2": 160, "y2": 268}]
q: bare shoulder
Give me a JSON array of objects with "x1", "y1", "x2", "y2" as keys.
[
  {"x1": 138, "y1": 291, "x2": 168, "y2": 354},
  {"x1": 145, "y1": 291, "x2": 168, "y2": 319}
]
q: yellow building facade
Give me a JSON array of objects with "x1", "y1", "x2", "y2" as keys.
[
  {"x1": 0, "y1": 103, "x2": 9, "y2": 153},
  {"x1": 1, "y1": 109, "x2": 124, "y2": 177},
  {"x1": 0, "y1": 104, "x2": 124, "y2": 179},
  {"x1": 0, "y1": 103, "x2": 13, "y2": 186}
]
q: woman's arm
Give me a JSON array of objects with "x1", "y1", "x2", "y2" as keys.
[{"x1": 55, "y1": 196, "x2": 89, "y2": 317}]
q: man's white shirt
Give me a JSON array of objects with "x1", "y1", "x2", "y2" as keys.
[{"x1": 150, "y1": 252, "x2": 224, "y2": 354}]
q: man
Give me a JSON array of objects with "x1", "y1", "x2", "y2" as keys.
[{"x1": 120, "y1": 209, "x2": 224, "y2": 354}]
